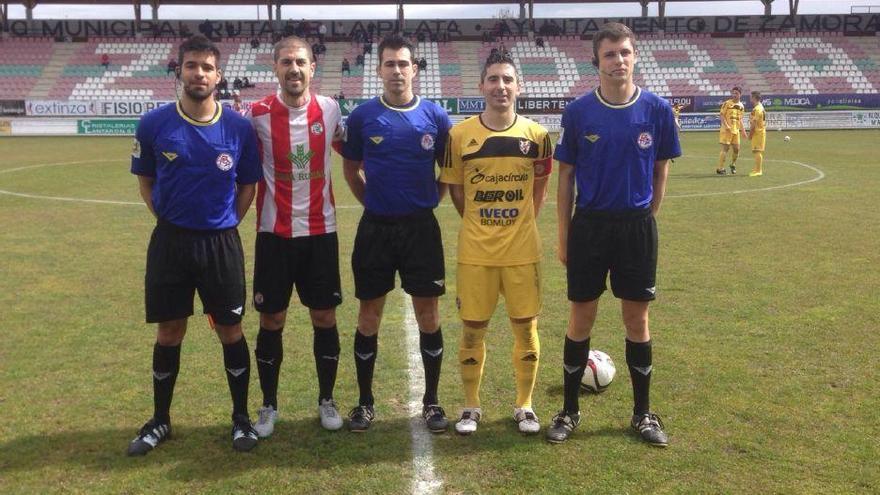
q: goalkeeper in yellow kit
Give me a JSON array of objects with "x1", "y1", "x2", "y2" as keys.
[
  {"x1": 748, "y1": 91, "x2": 766, "y2": 177},
  {"x1": 440, "y1": 51, "x2": 552, "y2": 436},
  {"x1": 717, "y1": 86, "x2": 747, "y2": 175}
]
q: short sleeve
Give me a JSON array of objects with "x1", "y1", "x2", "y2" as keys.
[
  {"x1": 130, "y1": 119, "x2": 156, "y2": 177},
  {"x1": 534, "y1": 126, "x2": 553, "y2": 178},
  {"x1": 433, "y1": 105, "x2": 453, "y2": 164},
  {"x1": 553, "y1": 106, "x2": 577, "y2": 165},
  {"x1": 655, "y1": 101, "x2": 682, "y2": 162},
  {"x1": 438, "y1": 127, "x2": 463, "y2": 185},
  {"x1": 340, "y1": 107, "x2": 364, "y2": 161},
  {"x1": 236, "y1": 122, "x2": 263, "y2": 185}
]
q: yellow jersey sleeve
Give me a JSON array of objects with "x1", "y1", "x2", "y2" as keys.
[
  {"x1": 535, "y1": 127, "x2": 553, "y2": 178},
  {"x1": 439, "y1": 126, "x2": 464, "y2": 185}
]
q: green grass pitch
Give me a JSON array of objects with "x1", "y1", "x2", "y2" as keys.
[{"x1": 1, "y1": 129, "x2": 878, "y2": 493}]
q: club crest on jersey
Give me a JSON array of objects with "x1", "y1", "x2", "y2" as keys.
[
  {"x1": 637, "y1": 132, "x2": 653, "y2": 150},
  {"x1": 519, "y1": 140, "x2": 531, "y2": 155},
  {"x1": 310, "y1": 122, "x2": 324, "y2": 135},
  {"x1": 370, "y1": 136, "x2": 384, "y2": 144},
  {"x1": 585, "y1": 134, "x2": 600, "y2": 143},
  {"x1": 162, "y1": 151, "x2": 178, "y2": 162},
  {"x1": 216, "y1": 152, "x2": 234, "y2": 171},
  {"x1": 421, "y1": 133, "x2": 435, "y2": 151}
]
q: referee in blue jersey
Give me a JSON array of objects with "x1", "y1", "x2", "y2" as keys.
[
  {"x1": 127, "y1": 35, "x2": 263, "y2": 455},
  {"x1": 341, "y1": 34, "x2": 452, "y2": 433},
  {"x1": 546, "y1": 23, "x2": 680, "y2": 446}
]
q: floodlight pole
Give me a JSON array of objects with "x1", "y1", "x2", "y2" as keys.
[
  {"x1": 1, "y1": 3, "x2": 8, "y2": 26},
  {"x1": 398, "y1": 1, "x2": 404, "y2": 31}
]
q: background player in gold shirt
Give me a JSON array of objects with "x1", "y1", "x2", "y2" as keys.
[
  {"x1": 748, "y1": 91, "x2": 766, "y2": 177},
  {"x1": 440, "y1": 51, "x2": 553, "y2": 436},
  {"x1": 717, "y1": 86, "x2": 747, "y2": 175}
]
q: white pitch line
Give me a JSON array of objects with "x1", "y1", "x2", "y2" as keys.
[
  {"x1": 0, "y1": 156, "x2": 825, "y2": 207},
  {"x1": 402, "y1": 291, "x2": 443, "y2": 495},
  {"x1": 662, "y1": 155, "x2": 826, "y2": 199}
]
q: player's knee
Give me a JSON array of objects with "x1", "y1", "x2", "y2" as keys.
[
  {"x1": 412, "y1": 301, "x2": 440, "y2": 331},
  {"x1": 260, "y1": 311, "x2": 286, "y2": 330},
  {"x1": 214, "y1": 323, "x2": 244, "y2": 345},
  {"x1": 156, "y1": 320, "x2": 186, "y2": 345},
  {"x1": 357, "y1": 311, "x2": 381, "y2": 335},
  {"x1": 460, "y1": 325, "x2": 487, "y2": 348},
  {"x1": 309, "y1": 308, "x2": 336, "y2": 328}
]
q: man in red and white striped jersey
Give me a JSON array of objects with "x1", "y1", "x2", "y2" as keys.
[{"x1": 248, "y1": 36, "x2": 345, "y2": 437}]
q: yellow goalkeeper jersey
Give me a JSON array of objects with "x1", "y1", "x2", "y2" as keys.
[
  {"x1": 440, "y1": 115, "x2": 552, "y2": 266},
  {"x1": 750, "y1": 102, "x2": 766, "y2": 132},
  {"x1": 720, "y1": 98, "x2": 745, "y2": 132}
]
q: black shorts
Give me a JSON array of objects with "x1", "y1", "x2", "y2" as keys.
[
  {"x1": 567, "y1": 208, "x2": 658, "y2": 302},
  {"x1": 145, "y1": 220, "x2": 246, "y2": 326},
  {"x1": 352, "y1": 209, "x2": 445, "y2": 300},
  {"x1": 253, "y1": 232, "x2": 342, "y2": 313}
]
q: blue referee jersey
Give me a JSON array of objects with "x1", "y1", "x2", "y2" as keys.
[
  {"x1": 131, "y1": 101, "x2": 262, "y2": 230},
  {"x1": 341, "y1": 96, "x2": 451, "y2": 216},
  {"x1": 554, "y1": 87, "x2": 681, "y2": 211}
]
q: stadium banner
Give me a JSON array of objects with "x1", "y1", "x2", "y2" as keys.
[
  {"x1": 678, "y1": 110, "x2": 880, "y2": 131},
  {"x1": 5, "y1": 119, "x2": 78, "y2": 135},
  {"x1": 0, "y1": 120, "x2": 12, "y2": 135},
  {"x1": 457, "y1": 98, "x2": 486, "y2": 114},
  {"x1": 0, "y1": 100, "x2": 26, "y2": 117},
  {"x1": 2, "y1": 14, "x2": 878, "y2": 38},
  {"x1": 76, "y1": 119, "x2": 139, "y2": 135},
  {"x1": 26, "y1": 99, "x2": 173, "y2": 117},
  {"x1": 26, "y1": 100, "x2": 96, "y2": 117},
  {"x1": 517, "y1": 98, "x2": 572, "y2": 115},
  {"x1": 694, "y1": 94, "x2": 880, "y2": 112}
]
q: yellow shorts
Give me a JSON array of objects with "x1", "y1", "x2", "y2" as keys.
[
  {"x1": 751, "y1": 131, "x2": 766, "y2": 151},
  {"x1": 456, "y1": 263, "x2": 542, "y2": 321},
  {"x1": 719, "y1": 129, "x2": 741, "y2": 146}
]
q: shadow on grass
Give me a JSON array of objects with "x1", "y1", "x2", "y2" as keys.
[
  {"x1": 0, "y1": 416, "x2": 419, "y2": 480},
  {"x1": 1, "y1": 413, "x2": 582, "y2": 480}
]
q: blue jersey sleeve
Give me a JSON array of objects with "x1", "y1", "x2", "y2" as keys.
[
  {"x1": 236, "y1": 123, "x2": 263, "y2": 185},
  {"x1": 553, "y1": 105, "x2": 577, "y2": 165},
  {"x1": 341, "y1": 107, "x2": 364, "y2": 162},
  {"x1": 130, "y1": 117, "x2": 156, "y2": 176},
  {"x1": 655, "y1": 100, "x2": 682, "y2": 161},
  {"x1": 433, "y1": 106, "x2": 452, "y2": 164}
]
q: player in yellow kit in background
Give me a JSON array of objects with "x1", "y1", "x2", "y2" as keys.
[
  {"x1": 748, "y1": 91, "x2": 766, "y2": 177},
  {"x1": 440, "y1": 51, "x2": 553, "y2": 436},
  {"x1": 716, "y1": 86, "x2": 746, "y2": 175}
]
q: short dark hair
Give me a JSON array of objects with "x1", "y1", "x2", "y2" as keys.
[
  {"x1": 480, "y1": 50, "x2": 520, "y2": 83},
  {"x1": 177, "y1": 34, "x2": 221, "y2": 68},
  {"x1": 273, "y1": 36, "x2": 314, "y2": 63},
  {"x1": 751, "y1": 91, "x2": 762, "y2": 99},
  {"x1": 732, "y1": 86, "x2": 742, "y2": 93},
  {"x1": 377, "y1": 34, "x2": 416, "y2": 63},
  {"x1": 592, "y1": 22, "x2": 636, "y2": 65}
]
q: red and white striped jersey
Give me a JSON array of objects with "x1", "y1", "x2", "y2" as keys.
[{"x1": 250, "y1": 93, "x2": 342, "y2": 238}]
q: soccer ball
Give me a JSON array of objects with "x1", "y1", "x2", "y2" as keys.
[
  {"x1": 784, "y1": 135, "x2": 791, "y2": 142},
  {"x1": 580, "y1": 350, "x2": 616, "y2": 393}
]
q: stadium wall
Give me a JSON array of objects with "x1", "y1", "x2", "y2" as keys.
[{"x1": 2, "y1": 14, "x2": 878, "y2": 39}]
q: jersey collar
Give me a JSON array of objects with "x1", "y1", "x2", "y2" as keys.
[
  {"x1": 595, "y1": 86, "x2": 641, "y2": 109},
  {"x1": 176, "y1": 100, "x2": 222, "y2": 126},
  {"x1": 380, "y1": 95, "x2": 420, "y2": 112}
]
